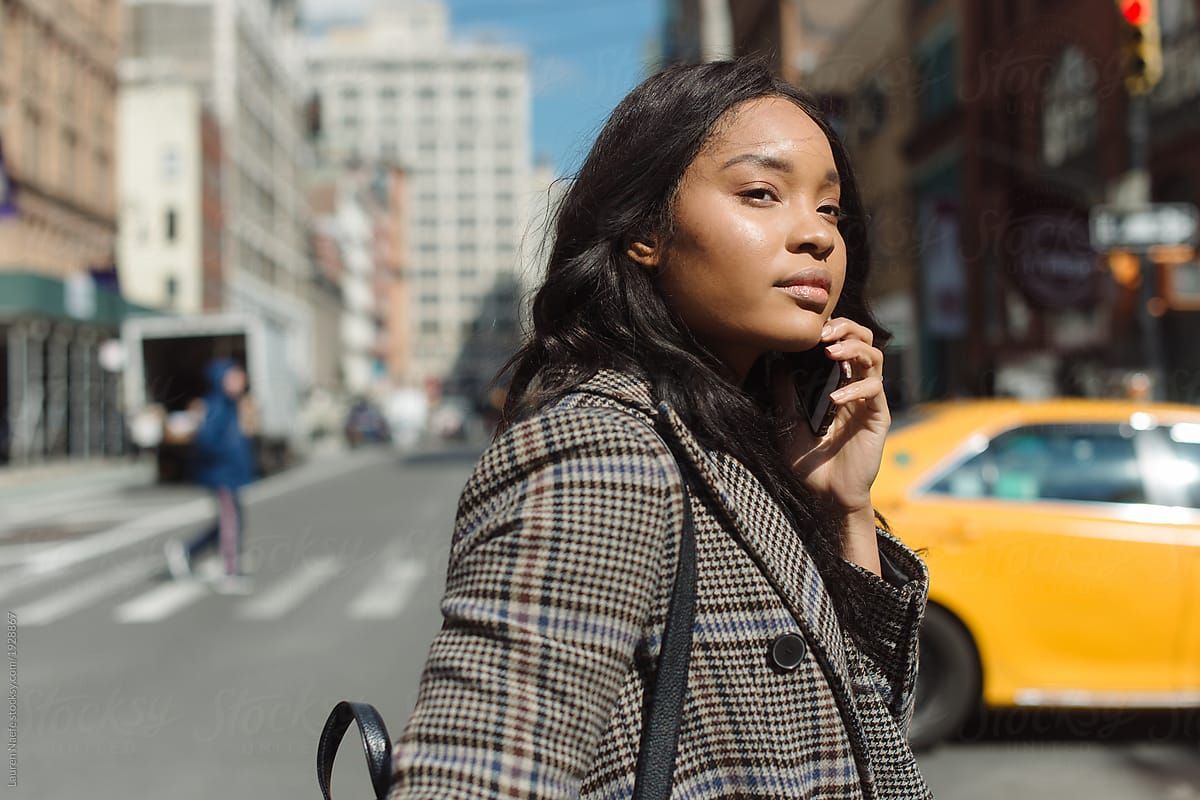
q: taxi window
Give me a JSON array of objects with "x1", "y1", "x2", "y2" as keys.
[
  {"x1": 926, "y1": 424, "x2": 1148, "y2": 505},
  {"x1": 1163, "y1": 423, "x2": 1200, "y2": 508}
]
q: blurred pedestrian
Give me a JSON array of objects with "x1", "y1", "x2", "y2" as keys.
[
  {"x1": 164, "y1": 358, "x2": 256, "y2": 595},
  {"x1": 383, "y1": 59, "x2": 931, "y2": 798}
]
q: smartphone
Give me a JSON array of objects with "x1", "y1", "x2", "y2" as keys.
[{"x1": 773, "y1": 348, "x2": 854, "y2": 438}]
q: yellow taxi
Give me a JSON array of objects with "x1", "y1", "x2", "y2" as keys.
[{"x1": 875, "y1": 399, "x2": 1200, "y2": 749}]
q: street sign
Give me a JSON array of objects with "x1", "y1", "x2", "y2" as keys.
[
  {"x1": 1090, "y1": 203, "x2": 1199, "y2": 251},
  {"x1": 1156, "y1": 246, "x2": 1200, "y2": 310}
]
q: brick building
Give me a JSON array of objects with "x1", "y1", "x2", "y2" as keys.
[
  {"x1": 807, "y1": 0, "x2": 923, "y2": 407},
  {"x1": 915, "y1": 0, "x2": 1200, "y2": 401},
  {"x1": 676, "y1": 0, "x2": 1200, "y2": 403},
  {"x1": 0, "y1": 0, "x2": 131, "y2": 464}
]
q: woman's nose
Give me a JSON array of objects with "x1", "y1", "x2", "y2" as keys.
[{"x1": 786, "y1": 211, "x2": 836, "y2": 261}]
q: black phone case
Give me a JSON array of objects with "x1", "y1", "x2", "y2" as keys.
[{"x1": 770, "y1": 349, "x2": 853, "y2": 437}]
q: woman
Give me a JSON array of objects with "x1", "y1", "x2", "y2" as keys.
[
  {"x1": 390, "y1": 59, "x2": 931, "y2": 799},
  {"x1": 164, "y1": 358, "x2": 256, "y2": 595}
]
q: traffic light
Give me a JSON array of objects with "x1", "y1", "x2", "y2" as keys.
[
  {"x1": 1116, "y1": 0, "x2": 1163, "y2": 94},
  {"x1": 1108, "y1": 250, "x2": 1141, "y2": 289}
]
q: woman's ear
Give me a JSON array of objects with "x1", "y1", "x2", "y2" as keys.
[{"x1": 625, "y1": 237, "x2": 661, "y2": 270}]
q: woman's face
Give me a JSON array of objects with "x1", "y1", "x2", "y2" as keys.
[
  {"x1": 649, "y1": 96, "x2": 848, "y2": 384},
  {"x1": 223, "y1": 366, "x2": 247, "y2": 398}
]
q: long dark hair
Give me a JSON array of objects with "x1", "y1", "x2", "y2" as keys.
[{"x1": 493, "y1": 58, "x2": 890, "y2": 628}]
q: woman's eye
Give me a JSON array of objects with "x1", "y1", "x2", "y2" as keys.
[
  {"x1": 740, "y1": 187, "x2": 778, "y2": 203},
  {"x1": 819, "y1": 204, "x2": 845, "y2": 219}
]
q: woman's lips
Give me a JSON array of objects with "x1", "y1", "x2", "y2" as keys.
[{"x1": 776, "y1": 284, "x2": 829, "y2": 310}]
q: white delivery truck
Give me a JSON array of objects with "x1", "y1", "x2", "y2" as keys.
[{"x1": 122, "y1": 312, "x2": 301, "y2": 482}]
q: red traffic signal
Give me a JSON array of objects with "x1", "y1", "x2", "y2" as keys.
[
  {"x1": 1116, "y1": 0, "x2": 1162, "y2": 94},
  {"x1": 1118, "y1": 0, "x2": 1149, "y2": 26}
]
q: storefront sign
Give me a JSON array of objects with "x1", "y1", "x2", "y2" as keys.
[
  {"x1": 1090, "y1": 203, "x2": 1199, "y2": 251},
  {"x1": 1011, "y1": 214, "x2": 1100, "y2": 309}
]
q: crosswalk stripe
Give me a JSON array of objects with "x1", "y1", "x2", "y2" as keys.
[
  {"x1": 114, "y1": 580, "x2": 210, "y2": 623},
  {"x1": 348, "y1": 559, "x2": 426, "y2": 619},
  {"x1": 13, "y1": 557, "x2": 157, "y2": 626},
  {"x1": 237, "y1": 556, "x2": 342, "y2": 620}
]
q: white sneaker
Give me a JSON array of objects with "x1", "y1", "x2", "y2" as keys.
[
  {"x1": 212, "y1": 574, "x2": 254, "y2": 595},
  {"x1": 164, "y1": 540, "x2": 192, "y2": 580}
]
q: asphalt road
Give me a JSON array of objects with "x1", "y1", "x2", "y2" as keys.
[{"x1": 1, "y1": 443, "x2": 1197, "y2": 799}]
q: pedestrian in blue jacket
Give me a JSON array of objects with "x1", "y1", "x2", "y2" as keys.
[{"x1": 164, "y1": 358, "x2": 256, "y2": 594}]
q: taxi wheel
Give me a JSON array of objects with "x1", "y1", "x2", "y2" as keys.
[{"x1": 908, "y1": 604, "x2": 981, "y2": 751}]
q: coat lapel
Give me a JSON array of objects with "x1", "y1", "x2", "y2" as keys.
[{"x1": 573, "y1": 369, "x2": 856, "y2": 697}]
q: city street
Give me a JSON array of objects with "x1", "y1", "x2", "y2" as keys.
[{"x1": 2, "y1": 445, "x2": 1197, "y2": 799}]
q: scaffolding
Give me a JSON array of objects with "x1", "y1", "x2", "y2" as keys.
[{"x1": 2, "y1": 318, "x2": 125, "y2": 465}]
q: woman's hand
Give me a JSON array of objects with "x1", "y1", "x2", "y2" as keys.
[{"x1": 769, "y1": 316, "x2": 890, "y2": 516}]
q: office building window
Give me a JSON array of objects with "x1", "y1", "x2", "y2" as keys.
[
  {"x1": 916, "y1": 30, "x2": 958, "y2": 122},
  {"x1": 165, "y1": 208, "x2": 178, "y2": 242}
]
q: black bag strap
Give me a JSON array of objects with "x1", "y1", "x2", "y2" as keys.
[
  {"x1": 317, "y1": 700, "x2": 393, "y2": 800},
  {"x1": 316, "y1": 406, "x2": 699, "y2": 800},
  {"x1": 632, "y1": 411, "x2": 699, "y2": 800}
]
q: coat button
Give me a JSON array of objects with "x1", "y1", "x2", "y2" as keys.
[{"x1": 769, "y1": 633, "x2": 808, "y2": 672}]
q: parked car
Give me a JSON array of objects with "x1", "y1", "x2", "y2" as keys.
[
  {"x1": 874, "y1": 399, "x2": 1200, "y2": 749},
  {"x1": 344, "y1": 398, "x2": 392, "y2": 447}
]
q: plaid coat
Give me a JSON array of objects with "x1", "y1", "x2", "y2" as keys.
[{"x1": 389, "y1": 368, "x2": 932, "y2": 799}]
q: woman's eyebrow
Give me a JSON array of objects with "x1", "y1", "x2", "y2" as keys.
[
  {"x1": 719, "y1": 153, "x2": 841, "y2": 188},
  {"x1": 720, "y1": 153, "x2": 792, "y2": 173}
]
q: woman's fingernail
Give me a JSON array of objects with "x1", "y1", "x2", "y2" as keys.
[{"x1": 821, "y1": 324, "x2": 833, "y2": 338}]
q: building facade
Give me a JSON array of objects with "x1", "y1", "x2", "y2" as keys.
[
  {"x1": 666, "y1": 0, "x2": 1200, "y2": 404},
  {"x1": 117, "y1": 82, "x2": 226, "y2": 314},
  {"x1": 0, "y1": 0, "x2": 128, "y2": 464},
  {"x1": 121, "y1": 0, "x2": 316, "y2": 392},
  {"x1": 368, "y1": 165, "x2": 413, "y2": 386},
  {"x1": 807, "y1": 0, "x2": 923, "y2": 408},
  {"x1": 306, "y1": 1, "x2": 532, "y2": 390},
  {"x1": 913, "y1": 0, "x2": 1200, "y2": 401},
  {"x1": 308, "y1": 163, "x2": 412, "y2": 397},
  {"x1": 663, "y1": 0, "x2": 872, "y2": 78}
]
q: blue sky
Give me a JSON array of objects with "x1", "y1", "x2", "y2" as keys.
[{"x1": 304, "y1": 0, "x2": 665, "y2": 175}]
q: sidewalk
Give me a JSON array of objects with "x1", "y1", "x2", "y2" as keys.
[
  {"x1": 0, "y1": 457, "x2": 156, "y2": 503},
  {"x1": 0, "y1": 441, "x2": 364, "y2": 503}
]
